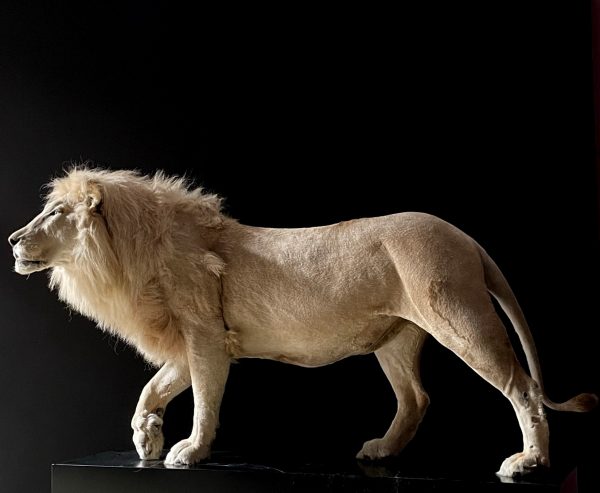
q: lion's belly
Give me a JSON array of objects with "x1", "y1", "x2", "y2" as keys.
[
  {"x1": 224, "y1": 312, "x2": 400, "y2": 367},
  {"x1": 219, "y1": 216, "x2": 437, "y2": 366}
]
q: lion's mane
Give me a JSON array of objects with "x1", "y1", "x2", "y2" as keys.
[{"x1": 47, "y1": 168, "x2": 227, "y2": 365}]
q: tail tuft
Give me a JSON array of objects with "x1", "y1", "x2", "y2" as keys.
[{"x1": 543, "y1": 392, "x2": 598, "y2": 413}]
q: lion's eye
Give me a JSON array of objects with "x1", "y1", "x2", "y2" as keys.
[{"x1": 47, "y1": 208, "x2": 63, "y2": 218}]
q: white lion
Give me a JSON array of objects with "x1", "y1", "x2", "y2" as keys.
[{"x1": 9, "y1": 168, "x2": 596, "y2": 477}]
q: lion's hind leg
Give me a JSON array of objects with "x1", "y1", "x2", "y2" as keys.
[
  {"x1": 495, "y1": 373, "x2": 549, "y2": 477},
  {"x1": 418, "y1": 282, "x2": 550, "y2": 477},
  {"x1": 357, "y1": 322, "x2": 430, "y2": 461}
]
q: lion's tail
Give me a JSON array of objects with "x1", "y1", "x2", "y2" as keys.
[{"x1": 478, "y1": 244, "x2": 598, "y2": 413}]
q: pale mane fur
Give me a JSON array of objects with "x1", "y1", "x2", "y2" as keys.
[{"x1": 47, "y1": 168, "x2": 226, "y2": 365}]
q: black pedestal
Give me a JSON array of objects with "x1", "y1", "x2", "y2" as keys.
[{"x1": 50, "y1": 450, "x2": 576, "y2": 493}]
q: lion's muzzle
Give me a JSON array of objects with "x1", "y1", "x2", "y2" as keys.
[{"x1": 9, "y1": 226, "x2": 47, "y2": 274}]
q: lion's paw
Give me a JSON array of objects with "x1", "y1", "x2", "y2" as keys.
[
  {"x1": 496, "y1": 450, "x2": 549, "y2": 478},
  {"x1": 356, "y1": 438, "x2": 397, "y2": 461},
  {"x1": 132, "y1": 412, "x2": 164, "y2": 460},
  {"x1": 164, "y1": 439, "x2": 210, "y2": 466}
]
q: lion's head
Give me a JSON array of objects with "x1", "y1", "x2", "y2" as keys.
[
  {"x1": 9, "y1": 168, "x2": 225, "y2": 283},
  {"x1": 9, "y1": 176, "x2": 103, "y2": 275}
]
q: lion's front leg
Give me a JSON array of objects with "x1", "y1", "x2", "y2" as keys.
[
  {"x1": 164, "y1": 327, "x2": 230, "y2": 466},
  {"x1": 132, "y1": 360, "x2": 191, "y2": 460}
]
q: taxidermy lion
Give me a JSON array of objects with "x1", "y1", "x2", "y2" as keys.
[{"x1": 9, "y1": 168, "x2": 597, "y2": 477}]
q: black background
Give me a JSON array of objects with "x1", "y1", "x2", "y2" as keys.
[{"x1": 1, "y1": 2, "x2": 599, "y2": 492}]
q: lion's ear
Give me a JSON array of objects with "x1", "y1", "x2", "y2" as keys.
[{"x1": 85, "y1": 183, "x2": 103, "y2": 213}]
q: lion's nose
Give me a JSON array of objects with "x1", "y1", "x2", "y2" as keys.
[{"x1": 8, "y1": 231, "x2": 22, "y2": 247}]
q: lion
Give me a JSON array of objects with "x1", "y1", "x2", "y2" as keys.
[{"x1": 8, "y1": 168, "x2": 597, "y2": 477}]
